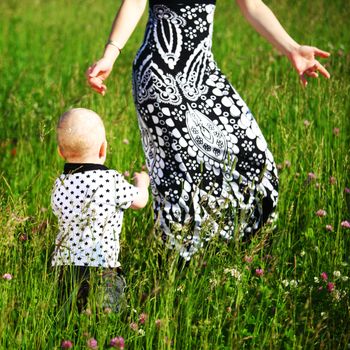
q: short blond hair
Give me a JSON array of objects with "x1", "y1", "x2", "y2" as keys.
[{"x1": 57, "y1": 108, "x2": 106, "y2": 159}]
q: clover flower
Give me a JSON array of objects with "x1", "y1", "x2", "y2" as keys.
[
  {"x1": 329, "y1": 176, "x2": 336, "y2": 185},
  {"x1": 316, "y1": 209, "x2": 327, "y2": 217},
  {"x1": 307, "y1": 172, "x2": 316, "y2": 181},
  {"x1": 139, "y1": 313, "x2": 148, "y2": 325},
  {"x1": 87, "y1": 338, "x2": 98, "y2": 349},
  {"x1": 61, "y1": 340, "x2": 73, "y2": 349},
  {"x1": 255, "y1": 269, "x2": 264, "y2": 277},
  {"x1": 130, "y1": 322, "x2": 138, "y2": 331},
  {"x1": 341, "y1": 220, "x2": 350, "y2": 228},
  {"x1": 327, "y1": 282, "x2": 335, "y2": 293},
  {"x1": 2, "y1": 273, "x2": 12, "y2": 280},
  {"x1": 110, "y1": 337, "x2": 125, "y2": 349},
  {"x1": 332, "y1": 127, "x2": 340, "y2": 136},
  {"x1": 320, "y1": 272, "x2": 328, "y2": 281},
  {"x1": 325, "y1": 225, "x2": 333, "y2": 232}
]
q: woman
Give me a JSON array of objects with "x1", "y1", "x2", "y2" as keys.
[{"x1": 87, "y1": 0, "x2": 330, "y2": 260}]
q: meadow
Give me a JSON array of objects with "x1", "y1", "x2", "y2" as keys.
[{"x1": 0, "y1": 0, "x2": 349, "y2": 348}]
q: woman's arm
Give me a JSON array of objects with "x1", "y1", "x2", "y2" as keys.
[
  {"x1": 236, "y1": 0, "x2": 330, "y2": 86},
  {"x1": 87, "y1": 0, "x2": 147, "y2": 95}
]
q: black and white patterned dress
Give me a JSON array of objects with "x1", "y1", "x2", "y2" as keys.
[{"x1": 132, "y1": 0, "x2": 278, "y2": 259}]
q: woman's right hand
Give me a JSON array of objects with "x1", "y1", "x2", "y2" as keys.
[{"x1": 86, "y1": 57, "x2": 114, "y2": 96}]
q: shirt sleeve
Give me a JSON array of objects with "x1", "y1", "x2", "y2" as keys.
[{"x1": 115, "y1": 173, "x2": 139, "y2": 209}]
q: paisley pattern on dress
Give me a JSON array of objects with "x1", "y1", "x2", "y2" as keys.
[{"x1": 132, "y1": 1, "x2": 279, "y2": 260}]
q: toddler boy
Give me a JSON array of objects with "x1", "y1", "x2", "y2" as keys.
[{"x1": 51, "y1": 108, "x2": 149, "y2": 312}]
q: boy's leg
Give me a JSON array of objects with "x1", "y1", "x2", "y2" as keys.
[
  {"x1": 98, "y1": 268, "x2": 126, "y2": 312},
  {"x1": 58, "y1": 265, "x2": 90, "y2": 314}
]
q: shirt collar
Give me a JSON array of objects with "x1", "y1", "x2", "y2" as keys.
[{"x1": 63, "y1": 163, "x2": 109, "y2": 174}]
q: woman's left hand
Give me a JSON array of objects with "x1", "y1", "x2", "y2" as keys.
[{"x1": 289, "y1": 45, "x2": 331, "y2": 86}]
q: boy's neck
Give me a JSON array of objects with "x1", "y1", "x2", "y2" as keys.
[{"x1": 65, "y1": 156, "x2": 105, "y2": 165}]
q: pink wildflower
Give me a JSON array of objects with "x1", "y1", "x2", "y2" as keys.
[
  {"x1": 244, "y1": 255, "x2": 253, "y2": 264},
  {"x1": 316, "y1": 209, "x2": 327, "y2": 217},
  {"x1": 303, "y1": 119, "x2": 311, "y2": 127},
  {"x1": 329, "y1": 176, "x2": 336, "y2": 185},
  {"x1": 155, "y1": 319, "x2": 162, "y2": 329},
  {"x1": 341, "y1": 220, "x2": 350, "y2": 229},
  {"x1": 332, "y1": 127, "x2": 340, "y2": 136},
  {"x1": 308, "y1": 172, "x2": 316, "y2": 181},
  {"x1": 110, "y1": 337, "x2": 125, "y2": 349},
  {"x1": 61, "y1": 340, "x2": 73, "y2": 349},
  {"x1": 255, "y1": 269, "x2": 264, "y2": 277},
  {"x1": 325, "y1": 225, "x2": 333, "y2": 232},
  {"x1": 2, "y1": 273, "x2": 12, "y2": 280},
  {"x1": 122, "y1": 138, "x2": 129, "y2": 145},
  {"x1": 87, "y1": 338, "x2": 98, "y2": 350},
  {"x1": 139, "y1": 312, "x2": 148, "y2": 325},
  {"x1": 123, "y1": 171, "x2": 130, "y2": 178},
  {"x1": 344, "y1": 187, "x2": 350, "y2": 194},
  {"x1": 130, "y1": 322, "x2": 138, "y2": 331},
  {"x1": 19, "y1": 234, "x2": 28, "y2": 242},
  {"x1": 327, "y1": 282, "x2": 335, "y2": 292},
  {"x1": 320, "y1": 272, "x2": 328, "y2": 281},
  {"x1": 277, "y1": 163, "x2": 283, "y2": 170},
  {"x1": 284, "y1": 160, "x2": 291, "y2": 168}
]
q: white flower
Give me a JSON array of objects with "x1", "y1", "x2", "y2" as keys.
[
  {"x1": 281, "y1": 279, "x2": 289, "y2": 287},
  {"x1": 314, "y1": 277, "x2": 320, "y2": 283},
  {"x1": 333, "y1": 270, "x2": 341, "y2": 278},
  {"x1": 290, "y1": 280, "x2": 298, "y2": 288},
  {"x1": 300, "y1": 250, "x2": 306, "y2": 257},
  {"x1": 224, "y1": 267, "x2": 241, "y2": 281},
  {"x1": 341, "y1": 276, "x2": 349, "y2": 282}
]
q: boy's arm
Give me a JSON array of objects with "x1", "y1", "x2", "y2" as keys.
[{"x1": 130, "y1": 171, "x2": 150, "y2": 210}]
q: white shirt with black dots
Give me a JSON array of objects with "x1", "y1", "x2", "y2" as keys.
[{"x1": 51, "y1": 163, "x2": 139, "y2": 268}]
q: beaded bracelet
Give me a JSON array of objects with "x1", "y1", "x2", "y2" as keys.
[{"x1": 106, "y1": 40, "x2": 122, "y2": 53}]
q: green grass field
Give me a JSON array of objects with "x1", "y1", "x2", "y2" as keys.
[{"x1": 1, "y1": 0, "x2": 350, "y2": 348}]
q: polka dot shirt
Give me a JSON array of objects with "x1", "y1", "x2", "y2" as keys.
[{"x1": 51, "y1": 163, "x2": 139, "y2": 268}]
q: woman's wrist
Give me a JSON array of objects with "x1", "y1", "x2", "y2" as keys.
[
  {"x1": 284, "y1": 42, "x2": 301, "y2": 60},
  {"x1": 103, "y1": 44, "x2": 121, "y2": 64}
]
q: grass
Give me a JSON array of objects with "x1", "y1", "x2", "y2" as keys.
[{"x1": 1, "y1": 0, "x2": 350, "y2": 348}]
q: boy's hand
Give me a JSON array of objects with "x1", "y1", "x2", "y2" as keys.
[
  {"x1": 130, "y1": 171, "x2": 150, "y2": 210},
  {"x1": 133, "y1": 171, "x2": 150, "y2": 188}
]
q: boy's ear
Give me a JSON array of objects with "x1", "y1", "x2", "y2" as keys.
[
  {"x1": 57, "y1": 146, "x2": 65, "y2": 160},
  {"x1": 99, "y1": 140, "x2": 107, "y2": 158}
]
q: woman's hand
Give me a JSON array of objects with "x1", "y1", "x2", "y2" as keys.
[
  {"x1": 288, "y1": 45, "x2": 330, "y2": 87},
  {"x1": 86, "y1": 57, "x2": 115, "y2": 96}
]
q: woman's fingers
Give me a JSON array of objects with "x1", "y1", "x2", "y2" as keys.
[
  {"x1": 87, "y1": 76, "x2": 107, "y2": 95},
  {"x1": 89, "y1": 64, "x2": 102, "y2": 78},
  {"x1": 315, "y1": 62, "x2": 330, "y2": 79},
  {"x1": 314, "y1": 47, "x2": 331, "y2": 58},
  {"x1": 299, "y1": 73, "x2": 308, "y2": 87}
]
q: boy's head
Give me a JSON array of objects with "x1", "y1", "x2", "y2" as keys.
[{"x1": 57, "y1": 108, "x2": 107, "y2": 164}]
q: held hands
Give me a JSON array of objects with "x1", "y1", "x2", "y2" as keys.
[
  {"x1": 86, "y1": 57, "x2": 115, "y2": 96},
  {"x1": 288, "y1": 45, "x2": 330, "y2": 87}
]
